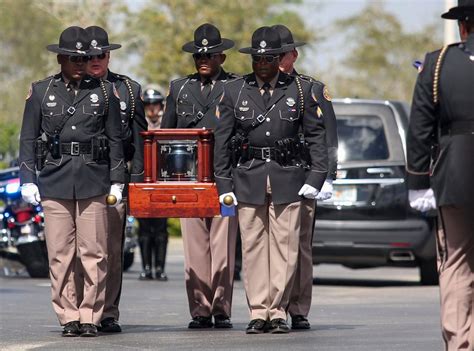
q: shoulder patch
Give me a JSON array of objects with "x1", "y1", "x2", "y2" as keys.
[
  {"x1": 323, "y1": 86, "x2": 332, "y2": 101},
  {"x1": 25, "y1": 85, "x2": 33, "y2": 100}
]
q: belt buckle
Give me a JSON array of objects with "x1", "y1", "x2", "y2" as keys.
[
  {"x1": 256, "y1": 114, "x2": 265, "y2": 123},
  {"x1": 71, "y1": 142, "x2": 80, "y2": 156},
  {"x1": 261, "y1": 147, "x2": 271, "y2": 160}
]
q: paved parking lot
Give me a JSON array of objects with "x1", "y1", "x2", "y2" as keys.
[{"x1": 0, "y1": 238, "x2": 442, "y2": 351}]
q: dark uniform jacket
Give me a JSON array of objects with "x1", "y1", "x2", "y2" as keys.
[
  {"x1": 19, "y1": 73, "x2": 125, "y2": 200},
  {"x1": 406, "y1": 33, "x2": 474, "y2": 206},
  {"x1": 214, "y1": 72, "x2": 328, "y2": 206},
  {"x1": 161, "y1": 69, "x2": 238, "y2": 129},
  {"x1": 106, "y1": 70, "x2": 146, "y2": 183},
  {"x1": 294, "y1": 70, "x2": 338, "y2": 180}
]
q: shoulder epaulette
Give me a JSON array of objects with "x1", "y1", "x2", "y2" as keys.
[
  {"x1": 33, "y1": 75, "x2": 55, "y2": 86},
  {"x1": 226, "y1": 72, "x2": 241, "y2": 80},
  {"x1": 432, "y1": 43, "x2": 459, "y2": 105}
]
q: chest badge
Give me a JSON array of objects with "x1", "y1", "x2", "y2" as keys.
[
  {"x1": 286, "y1": 97, "x2": 295, "y2": 107},
  {"x1": 46, "y1": 102, "x2": 57, "y2": 107},
  {"x1": 49, "y1": 95, "x2": 55, "y2": 101},
  {"x1": 90, "y1": 94, "x2": 99, "y2": 103},
  {"x1": 242, "y1": 100, "x2": 248, "y2": 106},
  {"x1": 182, "y1": 93, "x2": 188, "y2": 99},
  {"x1": 239, "y1": 107, "x2": 249, "y2": 112},
  {"x1": 120, "y1": 101, "x2": 127, "y2": 111}
]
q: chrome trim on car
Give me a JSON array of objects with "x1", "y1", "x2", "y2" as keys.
[{"x1": 333, "y1": 178, "x2": 405, "y2": 185}]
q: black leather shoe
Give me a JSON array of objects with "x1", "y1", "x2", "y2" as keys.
[
  {"x1": 268, "y1": 318, "x2": 290, "y2": 334},
  {"x1": 214, "y1": 315, "x2": 233, "y2": 329},
  {"x1": 245, "y1": 319, "x2": 267, "y2": 334},
  {"x1": 188, "y1": 316, "x2": 213, "y2": 329},
  {"x1": 100, "y1": 317, "x2": 122, "y2": 333},
  {"x1": 155, "y1": 271, "x2": 168, "y2": 281},
  {"x1": 139, "y1": 269, "x2": 153, "y2": 280},
  {"x1": 62, "y1": 321, "x2": 80, "y2": 337},
  {"x1": 80, "y1": 323, "x2": 98, "y2": 337},
  {"x1": 291, "y1": 315, "x2": 310, "y2": 330}
]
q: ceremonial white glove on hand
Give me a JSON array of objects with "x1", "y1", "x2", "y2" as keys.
[
  {"x1": 21, "y1": 183, "x2": 41, "y2": 206},
  {"x1": 219, "y1": 192, "x2": 238, "y2": 206},
  {"x1": 315, "y1": 179, "x2": 334, "y2": 201},
  {"x1": 409, "y1": 188, "x2": 436, "y2": 212},
  {"x1": 298, "y1": 184, "x2": 320, "y2": 199},
  {"x1": 108, "y1": 183, "x2": 124, "y2": 207}
]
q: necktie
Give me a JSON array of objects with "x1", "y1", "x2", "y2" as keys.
[
  {"x1": 66, "y1": 82, "x2": 77, "y2": 99},
  {"x1": 201, "y1": 79, "x2": 212, "y2": 99},
  {"x1": 262, "y1": 82, "x2": 271, "y2": 107}
]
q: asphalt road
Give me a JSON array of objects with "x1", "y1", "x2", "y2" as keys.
[{"x1": 0, "y1": 238, "x2": 442, "y2": 351}]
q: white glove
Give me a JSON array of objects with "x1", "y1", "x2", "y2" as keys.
[
  {"x1": 409, "y1": 188, "x2": 436, "y2": 212},
  {"x1": 219, "y1": 192, "x2": 238, "y2": 206},
  {"x1": 21, "y1": 183, "x2": 41, "y2": 205},
  {"x1": 108, "y1": 183, "x2": 124, "y2": 207},
  {"x1": 315, "y1": 179, "x2": 334, "y2": 201},
  {"x1": 298, "y1": 184, "x2": 320, "y2": 199}
]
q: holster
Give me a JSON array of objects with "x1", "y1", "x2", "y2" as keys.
[
  {"x1": 35, "y1": 138, "x2": 47, "y2": 171},
  {"x1": 91, "y1": 135, "x2": 109, "y2": 162},
  {"x1": 47, "y1": 134, "x2": 61, "y2": 159},
  {"x1": 230, "y1": 134, "x2": 248, "y2": 167}
]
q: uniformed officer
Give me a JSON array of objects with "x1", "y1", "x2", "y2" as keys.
[
  {"x1": 138, "y1": 87, "x2": 169, "y2": 281},
  {"x1": 272, "y1": 24, "x2": 338, "y2": 330},
  {"x1": 161, "y1": 23, "x2": 239, "y2": 329},
  {"x1": 406, "y1": 1, "x2": 474, "y2": 349},
  {"x1": 214, "y1": 26, "x2": 328, "y2": 334},
  {"x1": 82, "y1": 25, "x2": 146, "y2": 334},
  {"x1": 19, "y1": 26, "x2": 125, "y2": 337}
]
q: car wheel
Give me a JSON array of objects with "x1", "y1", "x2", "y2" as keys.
[{"x1": 419, "y1": 258, "x2": 439, "y2": 285}]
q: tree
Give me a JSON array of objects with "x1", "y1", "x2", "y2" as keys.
[
  {"x1": 317, "y1": 2, "x2": 443, "y2": 102},
  {"x1": 122, "y1": 0, "x2": 316, "y2": 87}
]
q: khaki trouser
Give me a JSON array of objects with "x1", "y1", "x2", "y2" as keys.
[
  {"x1": 437, "y1": 206, "x2": 474, "y2": 351},
  {"x1": 288, "y1": 199, "x2": 315, "y2": 318},
  {"x1": 238, "y1": 179, "x2": 301, "y2": 321},
  {"x1": 42, "y1": 196, "x2": 107, "y2": 326},
  {"x1": 102, "y1": 202, "x2": 126, "y2": 321},
  {"x1": 180, "y1": 215, "x2": 238, "y2": 318}
]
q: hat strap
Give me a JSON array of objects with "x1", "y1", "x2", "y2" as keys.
[
  {"x1": 194, "y1": 42, "x2": 222, "y2": 53},
  {"x1": 59, "y1": 47, "x2": 88, "y2": 55}
]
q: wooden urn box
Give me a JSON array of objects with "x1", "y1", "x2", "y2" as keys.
[{"x1": 128, "y1": 129, "x2": 221, "y2": 218}]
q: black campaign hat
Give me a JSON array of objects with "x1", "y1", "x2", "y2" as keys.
[
  {"x1": 442, "y1": 0, "x2": 474, "y2": 20},
  {"x1": 239, "y1": 26, "x2": 285, "y2": 55},
  {"x1": 182, "y1": 23, "x2": 234, "y2": 54},
  {"x1": 46, "y1": 26, "x2": 101, "y2": 56},
  {"x1": 143, "y1": 88, "x2": 164, "y2": 105},
  {"x1": 85, "y1": 26, "x2": 122, "y2": 51},
  {"x1": 271, "y1": 25, "x2": 306, "y2": 53}
]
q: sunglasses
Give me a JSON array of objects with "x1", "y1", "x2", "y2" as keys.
[
  {"x1": 67, "y1": 55, "x2": 91, "y2": 63},
  {"x1": 193, "y1": 53, "x2": 220, "y2": 60},
  {"x1": 252, "y1": 55, "x2": 279, "y2": 64},
  {"x1": 89, "y1": 53, "x2": 107, "y2": 60}
]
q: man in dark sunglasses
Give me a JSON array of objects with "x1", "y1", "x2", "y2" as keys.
[
  {"x1": 161, "y1": 23, "x2": 239, "y2": 330},
  {"x1": 82, "y1": 26, "x2": 147, "y2": 334},
  {"x1": 19, "y1": 26, "x2": 125, "y2": 338},
  {"x1": 213, "y1": 26, "x2": 328, "y2": 334}
]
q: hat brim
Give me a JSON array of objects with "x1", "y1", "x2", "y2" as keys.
[
  {"x1": 441, "y1": 6, "x2": 474, "y2": 19},
  {"x1": 280, "y1": 41, "x2": 306, "y2": 53},
  {"x1": 46, "y1": 45, "x2": 102, "y2": 56},
  {"x1": 182, "y1": 38, "x2": 234, "y2": 53},
  {"x1": 238, "y1": 47, "x2": 286, "y2": 55},
  {"x1": 93, "y1": 43, "x2": 122, "y2": 51}
]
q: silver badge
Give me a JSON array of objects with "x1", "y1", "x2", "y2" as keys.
[
  {"x1": 91, "y1": 39, "x2": 98, "y2": 48},
  {"x1": 239, "y1": 107, "x2": 249, "y2": 112},
  {"x1": 49, "y1": 95, "x2": 55, "y2": 101},
  {"x1": 259, "y1": 41, "x2": 267, "y2": 48},
  {"x1": 76, "y1": 42, "x2": 83, "y2": 50},
  {"x1": 202, "y1": 38, "x2": 208, "y2": 46},
  {"x1": 286, "y1": 97, "x2": 295, "y2": 107},
  {"x1": 120, "y1": 101, "x2": 127, "y2": 111},
  {"x1": 242, "y1": 100, "x2": 248, "y2": 106},
  {"x1": 182, "y1": 93, "x2": 188, "y2": 99},
  {"x1": 46, "y1": 102, "x2": 57, "y2": 107},
  {"x1": 90, "y1": 93, "x2": 99, "y2": 103}
]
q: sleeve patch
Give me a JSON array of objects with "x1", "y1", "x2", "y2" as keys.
[
  {"x1": 113, "y1": 83, "x2": 120, "y2": 99},
  {"x1": 26, "y1": 85, "x2": 32, "y2": 100},
  {"x1": 317, "y1": 106, "x2": 323, "y2": 118},
  {"x1": 323, "y1": 86, "x2": 332, "y2": 101}
]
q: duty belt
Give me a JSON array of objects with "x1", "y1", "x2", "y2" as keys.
[
  {"x1": 60, "y1": 142, "x2": 92, "y2": 155},
  {"x1": 440, "y1": 120, "x2": 474, "y2": 136},
  {"x1": 249, "y1": 146, "x2": 277, "y2": 161}
]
